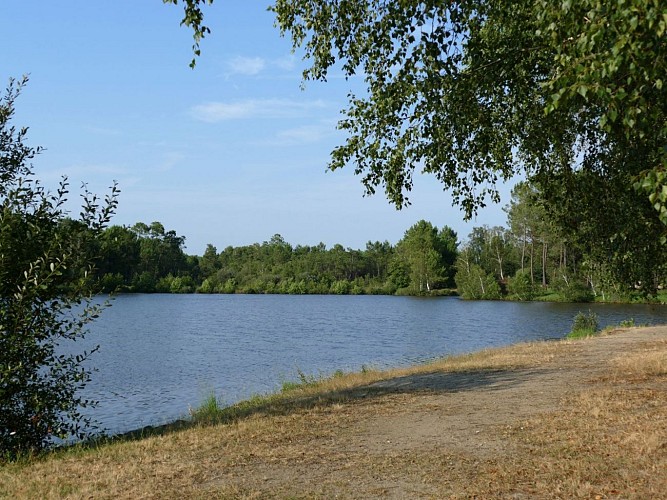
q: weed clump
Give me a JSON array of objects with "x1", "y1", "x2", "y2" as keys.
[
  {"x1": 189, "y1": 392, "x2": 223, "y2": 424},
  {"x1": 567, "y1": 311, "x2": 599, "y2": 339}
]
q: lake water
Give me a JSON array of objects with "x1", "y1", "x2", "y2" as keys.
[{"x1": 67, "y1": 294, "x2": 667, "y2": 435}]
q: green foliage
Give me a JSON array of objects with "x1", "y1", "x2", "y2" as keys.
[
  {"x1": 281, "y1": 367, "x2": 318, "y2": 393},
  {"x1": 619, "y1": 318, "x2": 638, "y2": 328},
  {"x1": 162, "y1": 0, "x2": 214, "y2": 68},
  {"x1": 552, "y1": 275, "x2": 595, "y2": 303},
  {"x1": 92, "y1": 205, "x2": 664, "y2": 301},
  {"x1": 455, "y1": 263, "x2": 501, "y2": 300},
  {"x1": 330, "y1": 280, "x2": 351, "y2": 295},
  {"x1": 395, "y1": 220, "x2": 458, "y2": 293},
  {"x1": 635, "y1": 167, "x2": 667, "y2": 239},
  {"x1": 271, "y1": 0, "x2": 667, "y2": 260},
  {"x1": 189, "y1": 391, "x2": 222, "y2": 424},
  {"x1": 567, "y1": 311, "x2": 599, "y2": 339},
  {"x1": 0, "y1": 78, "x2": 118, "y2": 456},
  {"x1": 155, "y1": 274, "x2": 195, "y2": 294},
  {"x1": 507, "y1": 270, "x2": 534, "y2": 301}
]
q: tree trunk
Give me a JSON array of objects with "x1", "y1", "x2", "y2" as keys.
[
  {"x1": 521, "y1": 225, "x2": 527, "y2": 272},
  {"x1": 529, "y1": 241, "x2": 535, "y2": 285},
  {"x1": 542, "y1": 240, "x2": 547, "y2": 287}
]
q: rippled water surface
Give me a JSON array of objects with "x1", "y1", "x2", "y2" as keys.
[{"x1": 66, "y1": 294, "x2": 667, "y2": 434}]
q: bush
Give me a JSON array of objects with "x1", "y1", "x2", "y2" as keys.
[
  {"x1": 197, "y1": 277, "x2": 216, "y2": 293},
  {"x1": 330, "y1": 280, "x2": 350, "y2": 294},
  {"x1": 99, "y1": 272, "x2": 125, "y2": 292},
  {"x1": 553, "y1": 275, "x2": 594, "y2": 302},
  {"x1": 455, "y1": 263, "x2": 501, "y2": 300},
  {"x1": 189, "y1": 392, "x2": 223, "y2": 424},
  {"x1": 507, "y1": 269, "x2": 534, "y2": 301},
  {"x1": 567, "y1": 310, "x2": 599, "y2": 338},
  {"x1": 0, "y1": 78, "x2": 118, "y2": 456}
]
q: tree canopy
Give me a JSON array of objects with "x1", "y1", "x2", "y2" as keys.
[{"x1": 268, "y1": 0, "x2": 665, "y2": 223}]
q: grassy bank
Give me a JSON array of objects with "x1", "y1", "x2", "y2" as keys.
[{"x1": 1, "y1": 327, "x2": 666, "y2": 498}]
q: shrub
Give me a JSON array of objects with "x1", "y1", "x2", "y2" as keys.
[
  {"x1": 455, "y1": 263, "x2": 501, "y2": 300},
  {"x1": 507, "y1": 269, "x2": 534, "y2": 301},
  {"x1": 567, "y1": 310, "x2": 599, "y2": 339},
  {"x1": 0, "y1": 78, "x2": 118, "y2": 456},
  {"x1": 553, "y1": 275, "x2": 594, "y2": 302},
  {"x1": 189, "y1": 392, "x2": 223, "y2": 424},
  {"x1": 330, "y1": 280, "x2": 350, "y2": 295}
]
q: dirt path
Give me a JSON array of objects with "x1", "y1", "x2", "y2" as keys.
[
  {"x1": 361, "y1": 327, "x2": 665, "y2": 457},
  {"x1": 213, "y1": 326, "x2": 667, "y2": 498}
]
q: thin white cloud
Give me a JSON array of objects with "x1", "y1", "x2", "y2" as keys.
[
  {"x1": 227, "y1": 56, "x2": 266, "y2": 76},
  {"x1": 155, "y1": 152, "x2": 185, "y2": 172},
  {"x1": 260, "y1": 121, "x2": 339, "y2": 146},
  {"x1": 223, "y1": 54, "x2": 299, "y2": 79},
  {"x1": 190, "y1": 99, "x2": 328, "y2": 122},
  {"x1": 272, "y1": 55, "x2": 297, "y2": 71}
]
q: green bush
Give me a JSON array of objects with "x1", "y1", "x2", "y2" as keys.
[
  {"x1": 455, "y1": 264, "x2": 501, "y2": 300},
  {"x1": 330, "y1": 280, "x2": 350, "y2": 295},
  {"x1": 553, "y1": 275, "x2": 594, "y2": 303},
  {"x1": 507, "y1": 269, "x2": 534, "y2": 301},
  {"x1": 1, "y1": 79, "x2": 118, "y2": 456},
  {"x1": 189, "y1": 392, "x2": 223, "y2": 424},
  {"x1": 99, "y1": 272, "x2": 125, "y2": 292},
  {"x1": 567, "y1": 310, "x2": 599, "y2": 338}
]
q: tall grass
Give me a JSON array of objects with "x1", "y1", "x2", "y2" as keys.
[{"x1": 189, "y1": 392, "x2": 223, "y2": 424}]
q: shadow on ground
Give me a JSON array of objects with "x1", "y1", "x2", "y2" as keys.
[
  {"x1": 364, "y1": 367, "x2": 551, "y2": 393},
  {"x1": 86, "y1": 365, "x2": 552, "y2": 448}
]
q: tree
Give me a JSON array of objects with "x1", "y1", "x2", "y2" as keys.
[
  {"x1": 163, "y1": 0, "x2": 214, "y2": 68},
  {"x1": 436, "y1": 226, "x2": 459, "y2": 287},
  {"x1": 98, "y1": 225, "x2": 141, "y2": 290},
  {"x1": 395, "y1": 220, "x2": 452, "y2": 293},
  {"x1": 198, "y1": 243, "x2": 220, "y2": 279},
  {"x1": 454, "y1": 247, "x2": 501, "y2": 300},
  {"x1": 1, "y1": 78, "x2": 118, "y2": 455},
  {"x1": 365, "y1": 240, "x2": 393, "y2": 280},
  {"x1": 537, "y1": 169, "x2": 667, "y2": 298},
  {"x1": 129, "y1": 221, "x2": 188, "y2": 291},
  {"x1": 270, "y1": 0, "x2": 666, "y2": 228}
]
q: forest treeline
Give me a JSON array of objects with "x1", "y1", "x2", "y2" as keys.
[
  {"x1": 93, "y1": 181, "x2": 667, "y2": 302},
  {"x1": 95, "y1": 220, "x2": 458, "y2": 296}
]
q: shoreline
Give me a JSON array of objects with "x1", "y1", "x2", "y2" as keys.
[{"x1": 2, "y1": 326, "x2": 666, "y2": 497}]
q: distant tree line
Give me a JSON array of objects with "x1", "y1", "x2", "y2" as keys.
[
  {"x1": 90, "y1": 179, "x2": 667, "y2": 302},
  {"x1": 93, "y1": 220, "x2": 459, "y2": 296}
]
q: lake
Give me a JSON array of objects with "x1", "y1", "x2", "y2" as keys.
[{"x1": 67, "y1": 294, "x2": 667, "y2": 435}]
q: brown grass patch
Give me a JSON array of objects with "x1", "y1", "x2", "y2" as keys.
[{"x1": 611, "y1": 339, "x2": 667, "y2": 379}]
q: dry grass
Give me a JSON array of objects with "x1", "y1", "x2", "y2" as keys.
[
  {"x1": 1, "y1": 328, "x2": 665, "y2": 499},
  {"x1": 611, "y1": 339, "x2": 667, "y2": 379}
]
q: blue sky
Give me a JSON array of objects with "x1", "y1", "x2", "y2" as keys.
[{"x1": 2, "y1": 1, "x2": 516, "y2": 255}]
